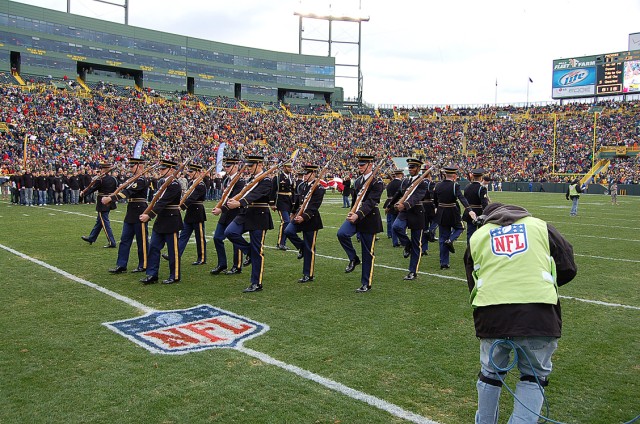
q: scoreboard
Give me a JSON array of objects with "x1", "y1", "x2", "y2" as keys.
[{"x1": 552, "y1": 50, "x2": 640, "y2": 99}]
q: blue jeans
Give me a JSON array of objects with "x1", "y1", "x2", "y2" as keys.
[
  {"x1": 342, "y1": 195, "x2": 350, "y2": 208},
  {"x1": 476, "y1": 337, "x2": 558, "y2": 424},
  {"x1": 570, "y1": 197, "x2": 579, "y2": 215}
]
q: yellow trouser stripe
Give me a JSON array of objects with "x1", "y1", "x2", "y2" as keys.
[
  {"x1": 141, "y1": 223, "x2": 148, "y2": 269},
  {"x1": 310, "y1": 230, "x2": 318, "y2": 277},
  {"x1": 173, "y1": 232, "x2": 180, "y2": 278},
  {"x1": 198, "y1": 222, "x2": 206, "y2": 262},
  {"x1": 258, "y1": 230, "x2": 266, "y2": 284},
  {"x1": 415, "y1": 231, "x2": 423, "y2": 272},
  {"x1": 367, "y1": 236, "x2": 376, "y2": 288}
]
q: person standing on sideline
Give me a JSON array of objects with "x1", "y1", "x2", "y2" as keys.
[
  {"x1": 463, "y1": 168, "x2": 490, "y2": 242},
  {"x1": 224, "y1": 155, "x2": 273, "y2": 293},
  {"x1": 342, "y1": 174, "x2": 352, "y2": 208},
  {"x1": 337, "y1": 155, "x2": 384, "y2": 293},
  {"x1": 433, "y1": 165, "x2": 476, "y2": 269},
  {"x1": 139, "y1": 159, "x2": 184, "y2": 285},
  {"x1": 174, "y1": 164, "x2": 208, "y2": 265},
  {"x1": 211, "y1": 158, "x2": 246, "y2": 275},
  {"x1": 566, "y1": 178, "x2": 583, "y2": 216},
  {"x1": 284, "y1": 164, "x2": 326, "y2": 283},
  {"x1": 391, "y1": 159, "x2": 428, "y2": 281},
  {"x1": 463, "y1": 202, "x2": 577, "y2": 424},
  {"x1": 384, "y1": 170, "x2": 404, "y2": 247},
  {"x1": 81, "y1": 163, "x2": 118, "y2": 248},
  {"x1": 105, "y1": 158, "x2": 150, "y2": 274},
  {"x1": 610, "y1": 180, "x2": 618, "y2": 205},
  {"x1": 270, "y1": 161, "x2": 294, "y2": 250}
]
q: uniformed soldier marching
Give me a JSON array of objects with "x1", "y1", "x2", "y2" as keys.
[
  {"x1": 420, "y1": 165, "x2": 438, "y2": 256},
  {"x1": 384, "y1": 170, "x2": 404, "y2": 247},
  {"x1": 105, "y1": 158, "x2": 150, "y2": 274},
  {"x1": 336, "y1": 155, "x2": 384, "y2": 293},
  {"x1": 391, "y1": 158, "x2": 428, "y2": 281},
  {"x1": 284, "y1": 163, "x2": 326, "y2": 283},
  {"x1": 270, "y1": 161, "x2": 294, "y2": 250},
  {"x1": 433, "y1": 165, "x2": 476, "y2": 269},
  {"x1": 81, "y1": 163, "x2": 118, "y2": 248},
  {"x1": 463, "y1": 168, "x2": 490, "y2": 242},
  {"x1": 177, "y1": 164, "x2": 208, "y2": 265},
  {"x1": 224, "y1": 155, "x2": 274, "y2": 293},
  {"x1": 139, "y1": 159, "x2": 184, "y2": 285}
]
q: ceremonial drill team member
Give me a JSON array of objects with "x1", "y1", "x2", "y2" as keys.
[
  {"x1": 463, "y1": 202, "x2": 577, "y2": 424},
  {"x1": 224, "y1": 155, "x2": 273, "y2": 293},
  {"x1": 391, "y1": 158, "x2": 428, "y2": 281},
  {"x1": 420, "y1": 165, "x2": 438, "y2": 256},
  {"x1": 337, "y1": 155, "x2": 384, "y2": 293},
  {"x1": 463, "y1": 168, "x2": 490, "y2": 242},
  {"x1": 284, "y1": 163, "x2": 326, "y2": 283},
  {"x1": 177, "y1": 164, "x2": 208, "y2": 265},
  {"x1": 139, "y1": 159, "x2": 183, "y2": 285},
  {"x1": 81, "y1": 163, "x2": 118, "y2": 248},
  {"x1": 383, "y1": 169, "x2": 404, "y2": 247},
  {"x1": 433, "y1": 165, "x2": 476, "y2": 269},
  {"x1": 211, "y1": 158, "x2": 245, "y2": 275},
  {"x1": 105, "y1": 158, "x2": 150, "y2": 274},
  {"x1": 270, "y1": 160, "x2": 294, "y2": 250}
]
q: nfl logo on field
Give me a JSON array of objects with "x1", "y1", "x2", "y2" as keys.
[
  {"x1": 490, "y1": 224, "x2": 528, "y2": 258},
  {"x1": 104, "y1": 305, "x2": 269, "y2": 354}
]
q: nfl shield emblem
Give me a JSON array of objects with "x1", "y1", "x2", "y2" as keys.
[
  {"x1": 490, "y1": 224, "x2": 528, "y2": 258},
  {"x1": 104, "y1": 304, "x2": 269, "y2": 354}
]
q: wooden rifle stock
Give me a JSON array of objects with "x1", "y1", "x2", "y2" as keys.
[
  {"x1": 230, "y1": 164, "x2": 279, "y2": 202},
  {"x1": 291, "y1": 162, "x2": 331, "y2": 220},
  {"x1": 80, "y1": 165, "x2": 116, "y2": 197},
  {"x1": 213, "y1": 164, "x2": 245, "y2": 210},
  {"x1": 111, "y1": 162, "x2": 159, "y2": 198},
  {"x1": 179, "y1": 162, "x2": 218, "y2": 207},
  {"x1": 395, "y1": 165, "x2": 436, "y2": 207},
  {"x1": 142, "y1": 152, "x2": 198, "y2": 216},
  {"x1": 349, "y1": 159, "x2": 386, "y2": 214}
]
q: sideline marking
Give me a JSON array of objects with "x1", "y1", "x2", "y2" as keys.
[{"x1": 0, "y1": 242, "x2": 440, "y2": 424}]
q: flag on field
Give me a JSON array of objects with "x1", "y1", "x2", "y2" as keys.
[
  {"x1": 133, "y1": 139, "x2": 143, "y2": 158},
  {"x1": 319, "y1": 178, "x2": 344, "y2": 192},
  {"x1": 216, "y1": 142, "x2": 226, "y2": 174}
]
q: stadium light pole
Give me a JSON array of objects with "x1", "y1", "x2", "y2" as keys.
[
  {"x1": 67, "y1": 0, "x2": 129, "y2": 25},
  {"x1": 294, "y1": 9, "x2": 369, "y2": 106}
]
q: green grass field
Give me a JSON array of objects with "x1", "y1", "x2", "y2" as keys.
[{"x1": 0, "y1": 191, "x2": 638, "y2": 424}]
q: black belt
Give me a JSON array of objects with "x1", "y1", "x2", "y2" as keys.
[{"x1": 439, "y1": 203, "x2": 456, "y2": 208}]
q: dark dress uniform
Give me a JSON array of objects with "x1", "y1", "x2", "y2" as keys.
[
  {"x1": 142, "y1": 160, "x2": 184, "y2": 284},
  {"x1": 284, "y1": 164, "x2": 326, "y2": 282},
  {"x1": 224, "y1": 156, "x2": 274, "y2": 292},
  {"x1": 109, "y1": 159, "x2": 149, "y2": 273},
  {"x1": 82, "y1": 164, "x2": 117, "y2": 247},
  {"x1": 270, "y1": 168, "x2": 294, "y2": 249},
  {"x1": 390, "y1": 159, "x2": 428, "y2": 280},
  {"x1": 178, "y1": 165, "x2": 207, "y2": 265},
  {"x1": 463, "y1": 168, "x2": 489, "y2": 242},
  {"x1": 433, "y1": 166, "x2": 473, "y2": 269},
  {"x1": 212, "y1": 163, "x2": 246, "y2": 274},
  {"x1": 421, "y1": 176, "x2": 438, "y2": 254},
  {"x1": 384, "y1": 172, "x2": 403, "y2": 246},
  {"x1": 337, "y1": 155, "x2": 384, "y2": 292}
]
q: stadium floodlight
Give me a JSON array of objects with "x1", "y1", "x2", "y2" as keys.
[{"x1": 293, "y1": 10, "x2": 370, "y2": 23}]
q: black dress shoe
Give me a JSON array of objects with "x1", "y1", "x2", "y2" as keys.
[
  {"x1": 192, "y1": 260, "x2": 206, "y2": 265},
  {"x1": 210, "y1": 265, "x2": 227, "y2": 275},
  {"x1": 131, "y1": 267, "x2": 146, "y2": 273},
  {"x1": 225, "y1": 267, "x2": 242, "y2": 275},
  {"x1": 440, "y1": 264, "x2": 450, "y2": 270},
  {"x1": 103, "y1": 244, "x2": 116, "y2": 248},
  {"x1": 403, "y1": 245, "x2": 411, "y2": 258},
  {"x1": 345, "y1": 257, "x2": 361, "y2": 273},
  {"x1": 277, "y1": 244, "x2": 288, "y2": 251},
  {"x1": 108, "y1": 266, "x2": 127, "y2": 274},
  {"x1": 297, "y1": 249, "x2": 303, "y2": 259},
  {"x1": 421, "y1": 251, "x2": 428, "y2": 256},
  {"x1": 298, "y1": 275, "x2": 314, "y2": 283},
  {"x1": 243, "y1": 283, "x2": 263, "y2": 293},
  {"x1": 81, "y1": 236, "x2": 93, "y2": 245},
  {"x1": 403, "y1": 272, "x2": 417, "y2": 281},
  {"x1": 140, "y1": 275, "x2": 159, "y2": 284},
  {"x1": 162, "y1": 253, "x2": 170, "y2": 261},
  {"x1": 444, "y1": 239, "x2": 455, "y2": 253},
  {"x1": 242, "y1": 257, "x2": 252, "y2": 267},
  {"x1": 162, "y1": 277, "x2": 180, "y2": 284},
  {"x1": 355, "y1": 285, "x2": 370, "y2": 293},
  {"x1": 427, "y1": 232, "x2": 437, "y2": 242}
]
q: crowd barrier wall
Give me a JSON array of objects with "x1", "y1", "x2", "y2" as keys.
[{"x1": 457, "y1": 181, "x2": 639, "y2": 196}]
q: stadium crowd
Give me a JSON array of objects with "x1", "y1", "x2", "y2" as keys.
[{"x1": 1, "y1": 81, "x2": 639, "y2": 204}]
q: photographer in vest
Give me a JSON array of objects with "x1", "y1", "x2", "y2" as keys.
[{"x1": 463, "y1": 202, "x2": 577, "y2": 424}]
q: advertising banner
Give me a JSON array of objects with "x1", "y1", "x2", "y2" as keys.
[{"x1": 552, "y1": 67, "x2": 596, "y2": 98}]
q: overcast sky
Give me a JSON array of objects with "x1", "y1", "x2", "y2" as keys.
[{"x1": 14, "y1": 0, "x2": 640, "y2": 106}]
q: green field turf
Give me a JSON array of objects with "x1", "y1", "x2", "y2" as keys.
[{"x1": 0, "y1": 191, "x2": 638, "y2": 424}]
